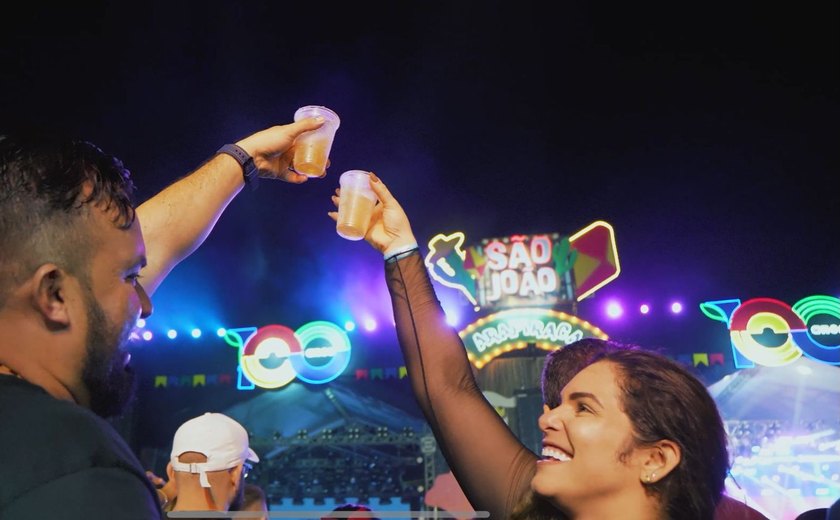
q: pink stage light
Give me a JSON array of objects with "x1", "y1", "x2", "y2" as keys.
[{"x1": 639, "y1": 304, "x2": 651, "y2": 314}]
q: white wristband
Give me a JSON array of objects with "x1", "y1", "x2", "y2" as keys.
[{"x1": 383, "y1": 242, "x2": 419, "y2": 260}]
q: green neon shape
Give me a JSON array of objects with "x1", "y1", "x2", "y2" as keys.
[
  {"x1": 699, "y1": 300, "x2": 739, "y2": 323},
  {"x1": 792, "y1": 295, "x2": 840, "y2": 321}
]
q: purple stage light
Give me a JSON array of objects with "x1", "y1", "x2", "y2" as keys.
[
  {"x1": 142, "y1": 331, "x2": 153, "y2": 341},
  {"x1": 640, "y1": 304, "x2": 651, "y2": 315},
  {"x1": 606, "y1": 300, "x2": 624, "y2": 319},
  {"x1": 136, "y1": 318, "x2": 146, "y2": 328},
  {"x1": 670, "y1": 301, "x2": 684, "y2": 314},
  {"x1": 445, "y1": 312, "x2": 460, "y2": 327},
  {"x1": 363, "y1": 318, "x2": 377, "y2": 332},
  {"x1": 344, "y1": 320, "x2": 356, "y2": 332}
]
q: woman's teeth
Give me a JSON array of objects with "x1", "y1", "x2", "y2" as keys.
[{"x1": 541, "y1": 447, "x2": 572, "y2": 461}]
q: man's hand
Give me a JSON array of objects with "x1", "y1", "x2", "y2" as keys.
[
  {"x1": 145, "y1": 470, "x2": 177, "y2": 508},
  {"x1": 145, "y1": 470, "x2": 166, "y2": 488},
  {"x1": 236, "y1": 117, "x2": 327, "y2": 184}
]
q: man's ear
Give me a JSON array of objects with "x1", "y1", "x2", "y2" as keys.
[
  {"x1": 228, "y1": 464, "x2": 243, "y2": 487},
  {"x1": 639, "y1": 439, "x2": 681, "y2": 484},
  {"x1": 166, "y1": 462, "x2": 174, "y2": 482},
  {"x1": 31, "y1": 264, "x2": 72, "y2": 328}
]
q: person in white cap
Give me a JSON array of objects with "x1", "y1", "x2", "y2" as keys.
[{"x1": 167, "y1": 412, "x2": 259, "y2": 512}]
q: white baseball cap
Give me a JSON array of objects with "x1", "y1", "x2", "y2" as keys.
[{"x1": 170, "y1": 412, "x2": 259, "y2": 488}]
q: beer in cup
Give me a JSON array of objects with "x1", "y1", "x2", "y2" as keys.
[
  {"x1": 336, "y1": 170, "x2": 378, "y2": 241},
  {"x1": 292, "y1": 105, "x2": 340, "y2": 178}
]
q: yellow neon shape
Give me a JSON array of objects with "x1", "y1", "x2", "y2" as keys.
[
  {"x1": 459, "y1": 308, "x2": 609, "y2": 369},
  {"x1": 570, "y1": 220, "x2": 622, "y2": 301},
  {"x1": 425, "y1": 231, "x2": 478, "y2": 306},
  {"x1": 730, "y1": 311, "x2": 802, "y2": 367}
]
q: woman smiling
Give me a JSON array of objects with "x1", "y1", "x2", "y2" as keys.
[{"x1": 331, "y1": 175, "x2": 766, "y2": 520}]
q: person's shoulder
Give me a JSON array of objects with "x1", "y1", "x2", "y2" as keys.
[
  {"x1": 0, "y1": 376, "x2": 148, "y2": 504},
  {"x1": 715, "y1": 495, "x2": 770, "y2": 520},
  {"x1": 2, "y1": 465, "x2": 162, "y2": 519},
  {"x1": 0, "y1": 376, "x2": 119, "y2": 447}
]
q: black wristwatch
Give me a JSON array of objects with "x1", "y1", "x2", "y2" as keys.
[{"x1": 217, "y1": 143, "x2": 259, "y2": 190}]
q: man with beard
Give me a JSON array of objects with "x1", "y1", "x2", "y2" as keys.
[
  {"x1": 166, "y1": 413, "x2": 259, "y2": 514},
  {"x1": 0, "y1": 116, "x2": 325, "y2": 518}
]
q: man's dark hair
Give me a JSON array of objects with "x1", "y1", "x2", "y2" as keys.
[{"x1": 0, "y1": 131, "x2": 136, "y2": 305}]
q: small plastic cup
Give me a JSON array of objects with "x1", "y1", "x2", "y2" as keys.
[
  {"x1": 292, "y1": 105, "x2": 340, "y2": 178},
  {"x1": 336, "y1": 170, "x2": 378, "y2": 241}
]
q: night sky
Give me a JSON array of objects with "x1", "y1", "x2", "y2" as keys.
[{"x1": 2, "y1": 2, "x2": 837, "y2": 368}]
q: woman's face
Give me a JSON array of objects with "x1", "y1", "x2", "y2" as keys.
[{"x1": 532, "y1": 360, "x2": 646, "y2": 512}]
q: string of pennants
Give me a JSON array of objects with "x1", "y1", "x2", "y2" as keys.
[
  {"x1": 150, "y1": 366, "x2": 410, "y2": 389},
  {"x1": 675, "y1": 352, "x2": 726, "y2": 367},
  {"x1": 149, "y1": 354, "x2": 724, "y2": 390}
]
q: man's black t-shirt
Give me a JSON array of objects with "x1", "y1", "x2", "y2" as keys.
[{"x1": 0, "y1": 375, "x2": 162, "y2": 519}]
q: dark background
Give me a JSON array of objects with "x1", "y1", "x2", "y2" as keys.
[{"x1": 2, "y1": 1, "x2": 838, "y2": 450}]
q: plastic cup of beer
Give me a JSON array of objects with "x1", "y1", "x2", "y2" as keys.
[
  {"x1": 336, "y1": 170, "x2": 378, "y2": 241},
  {"x1": 292, "y1": 105, "x2": 340, "y2": 178}
]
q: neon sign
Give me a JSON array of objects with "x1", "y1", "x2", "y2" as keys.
[
  {"x1": 482, "y1": 234, "x2": 572, "y2": 306},
  {"x1": 222, "y1": 321, "x2": 352, "y2": 389},
  {"x1": 700, "y1": 295, "x2": 840, "y2": 367},
  {"x1": 425, "y1": 221, "x2": 619, "y2": 310},
  {"x1": 459, "y1": 308, "x2": 608, "y2": 369}
]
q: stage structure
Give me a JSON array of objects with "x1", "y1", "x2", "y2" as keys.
[
  {"x1": 138, "y1": 379, "x2": 436, "y2": 512},
  {"x1": 247, "y1": 423, "x2": 436, "y2": 509}
]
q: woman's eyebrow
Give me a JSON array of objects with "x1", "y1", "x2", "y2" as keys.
[{"x1": 567, "y1": 391, "x2": 603, "y2": 408}]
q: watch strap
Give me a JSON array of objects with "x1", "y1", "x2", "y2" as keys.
[{"x1": 217, "y1": 143, "x2": 259, "y2": 190}]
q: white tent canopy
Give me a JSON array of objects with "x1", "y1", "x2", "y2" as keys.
[{"x1": 708, "y1": 356, "x2": 840, "y2": 423}]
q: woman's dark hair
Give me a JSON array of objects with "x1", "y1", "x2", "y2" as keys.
[
  {"x1": 535, "y1": 338, "x2": 729, "y2": 519},
  {"x1": 243, "y1": 482, "x2": 267, "y2": 510},
  {"x1": 322, "y1": 503, "x2": 379, "y2": 519},
  {"x1": 541, "y1": 337, "x2": 617, "y2": 408}
]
